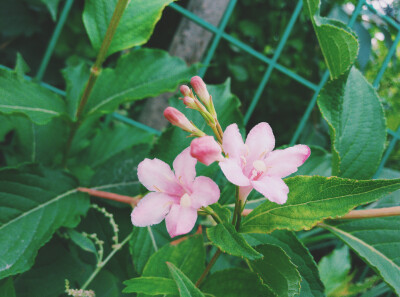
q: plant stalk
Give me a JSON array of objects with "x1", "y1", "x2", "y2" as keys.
[
  {"x1": 78, "y1": 187, "x2": 140, "y2": 206},
  {"x1": 195, "y1": 249, "x2": 222, "y2": 288}
]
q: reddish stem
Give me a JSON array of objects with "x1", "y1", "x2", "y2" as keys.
[{"x1": 78, "y1": 187, "x2": 140, "y2": 206}]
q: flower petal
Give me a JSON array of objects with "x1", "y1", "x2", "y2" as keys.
[
  {"x1": 251, "y1": 176, "x2": 289, "y2": 204},
  {"x1": 265, "y1": 145, "x2": 311, "y2": 178},
  {"x1": 138, "y1": 158, "x2": 184, "y2": 196},
  {"x1": 222, "y1": 124, "x2": 246, "y2": 159},
  {"x1": 165, "y1": 204, "x2": 198, "y2": 238},
  {"x1": 245, "y1": 122, "x2": 275, "y2": 161},
  {"x1": 190, "y1": 176, "x2": 220, "y2": 209},
  {"x1": 173, "y1": 147, "x2": 197, "y2": 190},
  {"x1": 219, "y1": 158, "x2": 250, "y2": 186},
  {"x1": 238, "y1": 186, "x2": 253, "y2": 202},
  {"x1": 131, "y1": 192, "x2": 175, "y2": 227}
]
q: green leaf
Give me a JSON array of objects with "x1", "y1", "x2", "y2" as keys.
[
  {"x1": 322, "y1": 217, "x2": 400, "y2": 295},
  {"x1": 130, "y1": 226, "x2": 158, "y2": 274},
  {"x1": 123, "y1": 277, "x2": 178, "y2": 295},
  {"x1": 304, "y1": 0, "x2": 358, "y2": 78},
  {"x1": 293, "y1": 146, "x2": 331, "y2": 177},
  {"x1": 244, "y1": 231, "x2": 325, "y2": 297},
  {"x1": 0, "y1": 68, "x2": 67, "y2": 124},
  {"x1": 318, "y1": 245, "x2": 352, "y2": 296},
  {"x1": 167, "y1": 262, "x2": 205, "y2": 297},
  {"x1": 202, "y1": 268, "x2": 275, "y2": 297},
  {"x1": 0, "y1": 278, "x2": 16, "y2": 297},
  {"x1": 83, "y1": 0, "x2": 174, "y2": 57},
  {"x1": 83, "y1": 49, "x2": 197, "y2": 117},
  {"x1": 66, "y1": 228, "x2": 97, "y2": 255},
  {"x1": 249, "y1": 244, "x2": 301, "y2": 297},
  {"x1": 318, "y1": 67, "x2": 386, "y2": 179},
  {"x1": 206, "y1": 223, "x2": 262, "y2": 260},
  {"x1": 152, "y1": 79, "x2": 244, "y2": 165},
  {"x1": 240, "y1": 175, "x2": 400, "y2": 234},
  {"x1": 209, "y1": 203, "x2": 231, "y2": 223},
  {"x1": 41, "y1": 0, "x2": 62, "y2": 21},
  {"x1": 0, "y1": 164, "x2": 89, "y2": 279},
  {"x1": 141, "y1": 234, "x2": 205, "y2": 283}
]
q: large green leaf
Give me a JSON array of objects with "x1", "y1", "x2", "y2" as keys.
[
  {"x1": 202, "y1": 268, "x2": 274, "y2": 297},
  {"x1": 0, "y1": 165, "x2": 89, "y2": 279},
  {"x1": 0, "y1": 68, "x2": 66, "y2": 124},
  {"x1": 83, "y1": 49, "x2": 197, "y2": 117},
  {"x1": 304, "y1": 0, "x2": 358, "y2": 79},
  {"x1": 318, "y1": 67, "x2": 386, "y2": 179},
  {"x1": 123, "y1": 277, "x2": 178, "y2": 295},
  {"x1": 206, "y1": 223, "x2": 262, "y2": 260},
  {"x1": 249, "y1": 244, "x2": 301, "y2": 297},
  {"x1": 322, "y1": 217, "x2": 400, "y2": 295},
  {"x1": 240, "y1": 175, "x2": 400, "y2": 234},
  {"x1": 244, "y1": 231, "x2": 325, "y2": 297},
  {"x1": 130, "y1": 226, "x2": 158, "y2": 274},
  {"x1": 167, "y1": 263, "x2": 205, "y2": 297},
  {"x1": 151, "y1": 79, "x2": 244, "y2": 165},
  {"x1": 83, "y1": 0, "x2": 174, "y2": 57}
]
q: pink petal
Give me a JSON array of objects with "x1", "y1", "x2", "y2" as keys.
[
  {"x1": 251, "y1": 176, "x2": 289, "y2": 204},
  {"x1": 190, "y1": 176, "x2": 220, "y2": 208},
  {"x1": 190, "y1": 136, "x2": 224, "y2": 166},
  {"x1": 238, "y1": 186, "x2": 253, "y2": 202},
  {"x1": 173, "y1": 147, "x2": 197, "y2": 190},
  {"x1": 138, "y1": 158, "x2": 184, "y2": 196},
  {"x1": 131, "y1": 192, "x2": 175, "y2": 227},
  {"x1": 245, "y1": 122, "x2": 275, "y2": 161},
  {"x1": 165, "y1": 204, "x2": 198, "y2": 238},
  {"x1": 219, "y1": 158, "x2": 250, "y2": 187},
  {"x1": 222, "y1": 124, "x2": 246, "y2": 159},
  {"x1": 265, "y1": 145, "x2": 311, "y2": 178}
]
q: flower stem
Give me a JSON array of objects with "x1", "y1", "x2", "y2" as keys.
[
  {"x1": 78, "y1": 187, "x2": 140, "y2": 206},
  {"x1": 63, "y1": 0, "x2": 130, "y2": 164},
  {"x1": 81, "y1": 232, "x2": 132, "y2": 290},
  {"x1": 195, "y1": 249, "x2": 222, "y2": 288}
]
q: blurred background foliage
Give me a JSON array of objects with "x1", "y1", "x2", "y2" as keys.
[{"x1": 0, "y1": 0, "x2": 399, "y2": 167}]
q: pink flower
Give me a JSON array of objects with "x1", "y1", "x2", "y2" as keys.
[
  {"x1": 191, "y1": 136, "x2": 224, "y2": 166},
  {"x1": 190, "y1": 122, "x2": 310, "y2": 204},
  {"x1": 190, "y1": 76, "x2": 211, "y2": 107},
  {"x1": 131, "y1": 148, "x2": 220, "y2": 238}
]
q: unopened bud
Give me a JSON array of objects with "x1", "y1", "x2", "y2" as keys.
[
  {"x1": 180, "y1": 85, "x2": 191, "y2": 97},
  {"x1": 190, "y1": 76, "x2": 211, "y2": 107},
  {"x1": 190, "y1": 136, "x2": 224, "y2": 166},
  {"x1": 182, "y1": 96, "x2": 197, "y2": 109},
  {"x1": 164, "y1": 107, "x2": 195, "y2": 132}
]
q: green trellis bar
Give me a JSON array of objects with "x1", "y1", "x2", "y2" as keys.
[
  {"x1": 365, "y1": 2, "x2": 400, "y2": 30},
  {"x1": 169, "y1": 2, "x2": 318, "y2": 91},
  {"x1": 290, "y1": 0, "x2": 366, "y2": 145},
  {"x1": 374, "y1": 126, "x2": 400, "y2": 178},
  {"x1": 198, "y1": 0, "x2": 237, "y2": 77},
  {"x1": 35, "y1": 0, "x2": 75, "y2": 81},
  {"x1": 244, "y1": 0, "x2": 304, "y2": 124}
]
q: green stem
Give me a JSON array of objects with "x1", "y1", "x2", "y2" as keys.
[
  {"x1": 81, "y1": 233, "x2": 132, "y2": 290},
  {"x1": 195, "y1": 249, "x2": 222, "y2": 288},
  {"x1": 63, "y1": 0, "x2": 130, "y2": 164},
  {"x1": 231, "y1": 186, "x2": 242, "y2": 230}
]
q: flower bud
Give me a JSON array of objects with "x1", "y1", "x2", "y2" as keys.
[
  {"x1": 190, "y1": 76, "x2": 211, "y2": 107},
  {"x1": 182, "y1": 96, "x2": 197, "y2": 109},
  {"x1": 180, "y1": 85, "x2": 191, "y2": 97},
  {"x1": 164, "y1": 107, "x2": 196, "y2": 133},
  {"x1": 190, "y1": 136, "x2": 224, "y2": 166}
]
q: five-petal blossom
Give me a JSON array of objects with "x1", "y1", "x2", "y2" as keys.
[
  {"x1": 131, "y1": 148, "x2": 220, "y2": 237},
  {"x1": 192, "y1": 122, "x2": 310, "y2": 204}
]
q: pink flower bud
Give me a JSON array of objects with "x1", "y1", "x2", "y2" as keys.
[
  {"x1": 190, "y1": 76, "x2": 211, "y2": 106},
  {"x1": 164, "y1": 107, "x2": 196, "y2": 132},
  {"x1": 182, "y1": 96, "x2": 197, "y2": 109},
  {"x1": 190, "y1": 136, "x2": 224, "y2": 166},
  {"x1": 180, "y1": 85, "x2": 191, "y2": 97}
]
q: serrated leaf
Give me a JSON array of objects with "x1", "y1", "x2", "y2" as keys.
[
  {"x1": 318, "y1": 67, "x2": 386, "y2": 179},
  {"x1": 244, "y1": 231, "x2": 325, "y2": 297},
  {"x1": 167, "y1": 262, "x2": 205, "y2": 297},
  {"x1": 202, "y1": 268, "x2": 275, "y2": 297},
  {"x1": 322, "y1": 217, "x2": 400, "y2": 295},
  {"x1": 152, "y1": 79, "x2": 244, "y2": 165},
  {"x1": 304, "y1": 0, "x2": 358, "y2": 78},
  {"x1": 206, "y1": 223, "x2": 262, "y2": 260},
  {"x1": 83, "y1": 0, "x2": 174, "y2": 57},
  {"x1": 142, "y1": 234, "x2": 205, "y2": 283},
  {"x1": 83, "y1": 49, "x2": 197, "y2": 117},
  {"x1": 249, "y1": 244, "x2": 301, "y2": 297},
  {"x1": 130, "y1": 226, "x2": 158, "y2": 274},
  {"x1": 0, "y1": 165, "x2": 89, "y2": 279},
  {"x1": 241, "y1": 175, "x2": 400, "y2": 234},
  {"x1": 209, "y1": 203, "x2": 231, "y2": 223},
  {"x1": 123, "y1": 277, "x2": 178, "y2": 295},
  {"x1": 0, "y1": 68, "x2": 66, "y2": 124}
]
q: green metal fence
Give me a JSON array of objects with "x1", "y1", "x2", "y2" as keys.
[{"x1": 1, "y1": 0, "x2": 399, "y2": 177}]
